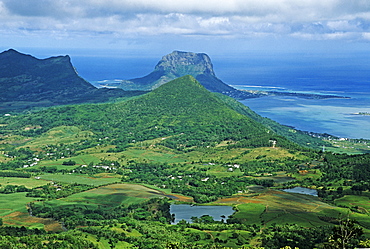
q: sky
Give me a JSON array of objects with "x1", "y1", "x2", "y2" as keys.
[{"x1": 1, "y1": 0, "x2": 370, "y2": 57}]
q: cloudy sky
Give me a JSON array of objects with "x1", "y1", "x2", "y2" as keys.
[{"x1": 1, "y1": 0, "x2": 370, "y2": 56}]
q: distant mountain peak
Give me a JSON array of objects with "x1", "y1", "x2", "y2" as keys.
[
  {"x1": 3, "y1": 48, "x2": 19, "y2": 54},
  {"x1": 115, "y1": 50, "x2": 223, "y2": 91},
  {"x1": 2, "y1": 48, "x2": 24, "y2": 55},
  {"x1": 154, "y1": 51, "x2": 216, "y2": 77},
  {"x1": 0, "y1": 48, "x2": 71, "y2": 64},
  {"x1": 1, "y1": 48, "x2": 33, "y2": 60},
  {"x1": 99, "y1": 51, "x2": 257, "y2": 99},
  {"x1": 0, "y1": 49, "x2": 132, "y2": 112}
]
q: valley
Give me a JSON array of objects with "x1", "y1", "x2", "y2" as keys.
[
  {"x1": 0, "y1": 51, "x2": 369, "y2": 248},
  {"x1": 1, "y1": 134, "x2": 369, "y2": 248}
]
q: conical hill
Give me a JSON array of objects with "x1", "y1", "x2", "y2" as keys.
[{"x1": 5, "y1": 75, "x2": 297, "y2": 151}]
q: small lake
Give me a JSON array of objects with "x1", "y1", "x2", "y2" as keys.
[
  {"x1": 281, "y1": 187, "x2": 318, "y2": 196},
  {"x1": 170, "y1": 204, "x2": 234, "y2": 224}
]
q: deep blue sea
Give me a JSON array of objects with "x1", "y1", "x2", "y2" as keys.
[{"x1": 71, "y1": 51, "x2": 370, "y2": 139}]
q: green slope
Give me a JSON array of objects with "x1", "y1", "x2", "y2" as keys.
[
  {"x1": 3, "y1": 75, "x2": 298, "y2": 152},
  {"x1": 0, "y1": 49, "x2": 144, "y2": 113},
  {"x1": 214, "y1": 93, "x2": 329, "y2": 149},
  {"x1": 2, "y1": 75, "x2": 370, "y2": 248}
]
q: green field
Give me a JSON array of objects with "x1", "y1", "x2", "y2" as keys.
[
  {"x1": 216, "y1": 190, "x2": 347, "y2": 228},
  {"x1": 38, "y1": 173, "x2": 120, "y2": 186},
  {"x1": 0, "y1": 177, "x2": 48, "y2": 188},
  {"x1": 0, "y1": 192, "x2": 63, "y2": 231},
  {"x1": 232, "y1": 203, "x2": 266, "y2": 224},
  {"x1": 326, "y1": 139, "x2": 370, "y2": 154},
  {"x1": 33, "y1": 183, "x2": 176, "y2": 215},
  {"x1": 59, "y1": 183, "x2": 168, "y2": 206},
  {"x1": 334, "y1": 195, "x2": 370, "y2": 231},
  {"x1": 20, "y1": 126, "x2": 94, "y2": 149},
  {"x1": 35, "y1": 154, "x2": 102, "y2": 169},
  {"x1": 334, "y1": 195, "x2": 370, "y2": 213},
  {"x1": 0, "y1": 192, "x2": 37, "y2": 217}
]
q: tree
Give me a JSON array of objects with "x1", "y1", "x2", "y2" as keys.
[
  {"x1": 62, "y1": 160, "x2": 76, "y2": 165},
  {"x1": 358, "y1": 239, "x2": 370, "y2": 248},
  {"x1": 325, "y1": 217, "x2": 363, "y2": 249}
]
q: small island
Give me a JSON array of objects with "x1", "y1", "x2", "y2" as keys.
[
  {"x1": 352, "y1": 112, "x2": 370, "y2": 116},
  {"x1": 240, "y1": 89, "x2": 350, "y2": 99}
]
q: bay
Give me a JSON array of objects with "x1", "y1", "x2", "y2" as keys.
[
  {"x1": 212, "y1": 51, "x2": 370, "y2": 139},
  {"x1": 239, "y1": 94, "x2": 370, "y2": 139},
  {"x1": 71, "y1": 51, "x2": 370, "y2": 139}
]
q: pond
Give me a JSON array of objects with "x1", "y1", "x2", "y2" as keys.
[
  {"x1": 281, "y1": 187, "x2": 318, "y2": 196},
  {"x1": 170, "y1": 204, "x2": 234, "y2": 224}
]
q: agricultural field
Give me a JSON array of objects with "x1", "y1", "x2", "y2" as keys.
[
  {"x1": 37, "y1": 173, "x2": 120, "y2": 186},
  {"x1": 0, "y1": 176, "x2": 48, "y2": 188},
  {"x1": 54, "y1": 183, "x2": 174, "y2": 207},
  {"x1": 325, "y1": 138, "x2": 370, "y2": 154},
  {"x1": 216, "y1": 189, "x2": 344, "y2": 227},
  {"x1": 31, "y1": 154, "x2": 103, "y2": 170},
  {"x1": 0, "y1": 74, "x2": 369, "y2": 248},
  {"x1": 20, "y1": 126, "x2": 94, "y2": 149},
  {"x1": 334, "y1": 195, "x2": 370, "y2": 214},
  {"x1": 0, "y1": 192, "x2": 38, "y2": 218},
  {"x1": 0, "y1": 192, "x2": 63, "y2": 231}
]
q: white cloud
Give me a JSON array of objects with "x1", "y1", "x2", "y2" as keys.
[
  {"x1": 327, "y1": 20, "x2": 360, "y2": 32},
  {"x1": 3, "y1": 0, "x2": 370, "y2": 19},
  {"x1": 1, "y1": 0, "x2": 370, "y2": 44},
  {"x1": 361, "y1": 32, "x2": 370, "y2": 40}
]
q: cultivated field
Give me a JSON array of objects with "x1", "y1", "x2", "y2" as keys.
[
  {"x1": 38, "y1": 173, "x2": 120, "y2": 186},
  {"x1": 0, "y1": 176, "x2": 48, "y2": 188},
  {"x1": 215, "y1": 189, "x2": 358, "y2": 228},
  {"x1": 0, "y1": 192, "x2": 63, "y2": 231}
]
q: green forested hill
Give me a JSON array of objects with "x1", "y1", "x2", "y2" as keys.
[
  {"x1": 1, "y1": 75, "x2": 370, "y2": 248},
  {"x1": 4, "y1": 75, "x2": 301, "y2": 151},
  {"x1": 214, "y1": 93, "x2": 329, "y2": 149},
  {"x1": 0, "y1": 49, "x2": 143, "y2": 113}
]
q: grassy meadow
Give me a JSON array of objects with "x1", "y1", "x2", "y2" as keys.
[
  {"x1": 0, "y1": 192, "x2": 63, "y2": 231},
  {"x1": 20, "y1": 126, "x2": 94, "y2": 149},
  {"x1": 59, "y1": 183, "x2": 170, "y2": 207},
  {"x1": 334, "y1": 195, "x2": 370, "y2": 214},
  {"x1": 38, "y1": 173, "x2": 120, "y2": 186},
  {"x1": 215, "y1": 189, "x2": 357, "y2": 228},
  {"x1": 0, "y1": 176, "x2": 48, "y2": 188}
]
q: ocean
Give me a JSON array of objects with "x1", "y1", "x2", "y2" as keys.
[{"x1": 71, "y1": 51, "x2": 370, "y2": 139}]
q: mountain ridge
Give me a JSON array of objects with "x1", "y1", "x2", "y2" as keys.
[{"x1": 0, "y1": 49, "x2": 143, "y2": 113}]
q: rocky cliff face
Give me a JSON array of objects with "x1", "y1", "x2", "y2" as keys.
[
  {"x1": 155, "y1": 51, "x2": 216, "y2": 77},
  {"x1": 112, "y1": 51, "x2": 258, "y2": 99}
]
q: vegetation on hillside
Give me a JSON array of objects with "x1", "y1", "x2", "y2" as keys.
[
  {"x1": 0, "y1": 75, "x2": 369, "y2": 248},
  {"x1": 0, "y1": 49, "x2": 146, "y2": 113},
  {"x1": 2, "y1": 76, "x2": 303, "y2": 152}
]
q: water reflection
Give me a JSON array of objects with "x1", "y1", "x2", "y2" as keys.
[{"x1": 170, "y1": 204, "x2": 234, "y2": 224}]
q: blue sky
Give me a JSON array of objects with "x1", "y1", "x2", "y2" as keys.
[{"x1": 1, "y1": 0, "x2": 370, "y2": 57}]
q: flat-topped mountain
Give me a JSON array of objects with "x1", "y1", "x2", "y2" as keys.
[
  {"x1": 99, "y1": 51, "x2": 258, "y2": 99},
  {"x1": 0, "y1": 49, "x2": 141, "y2": 112}
]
